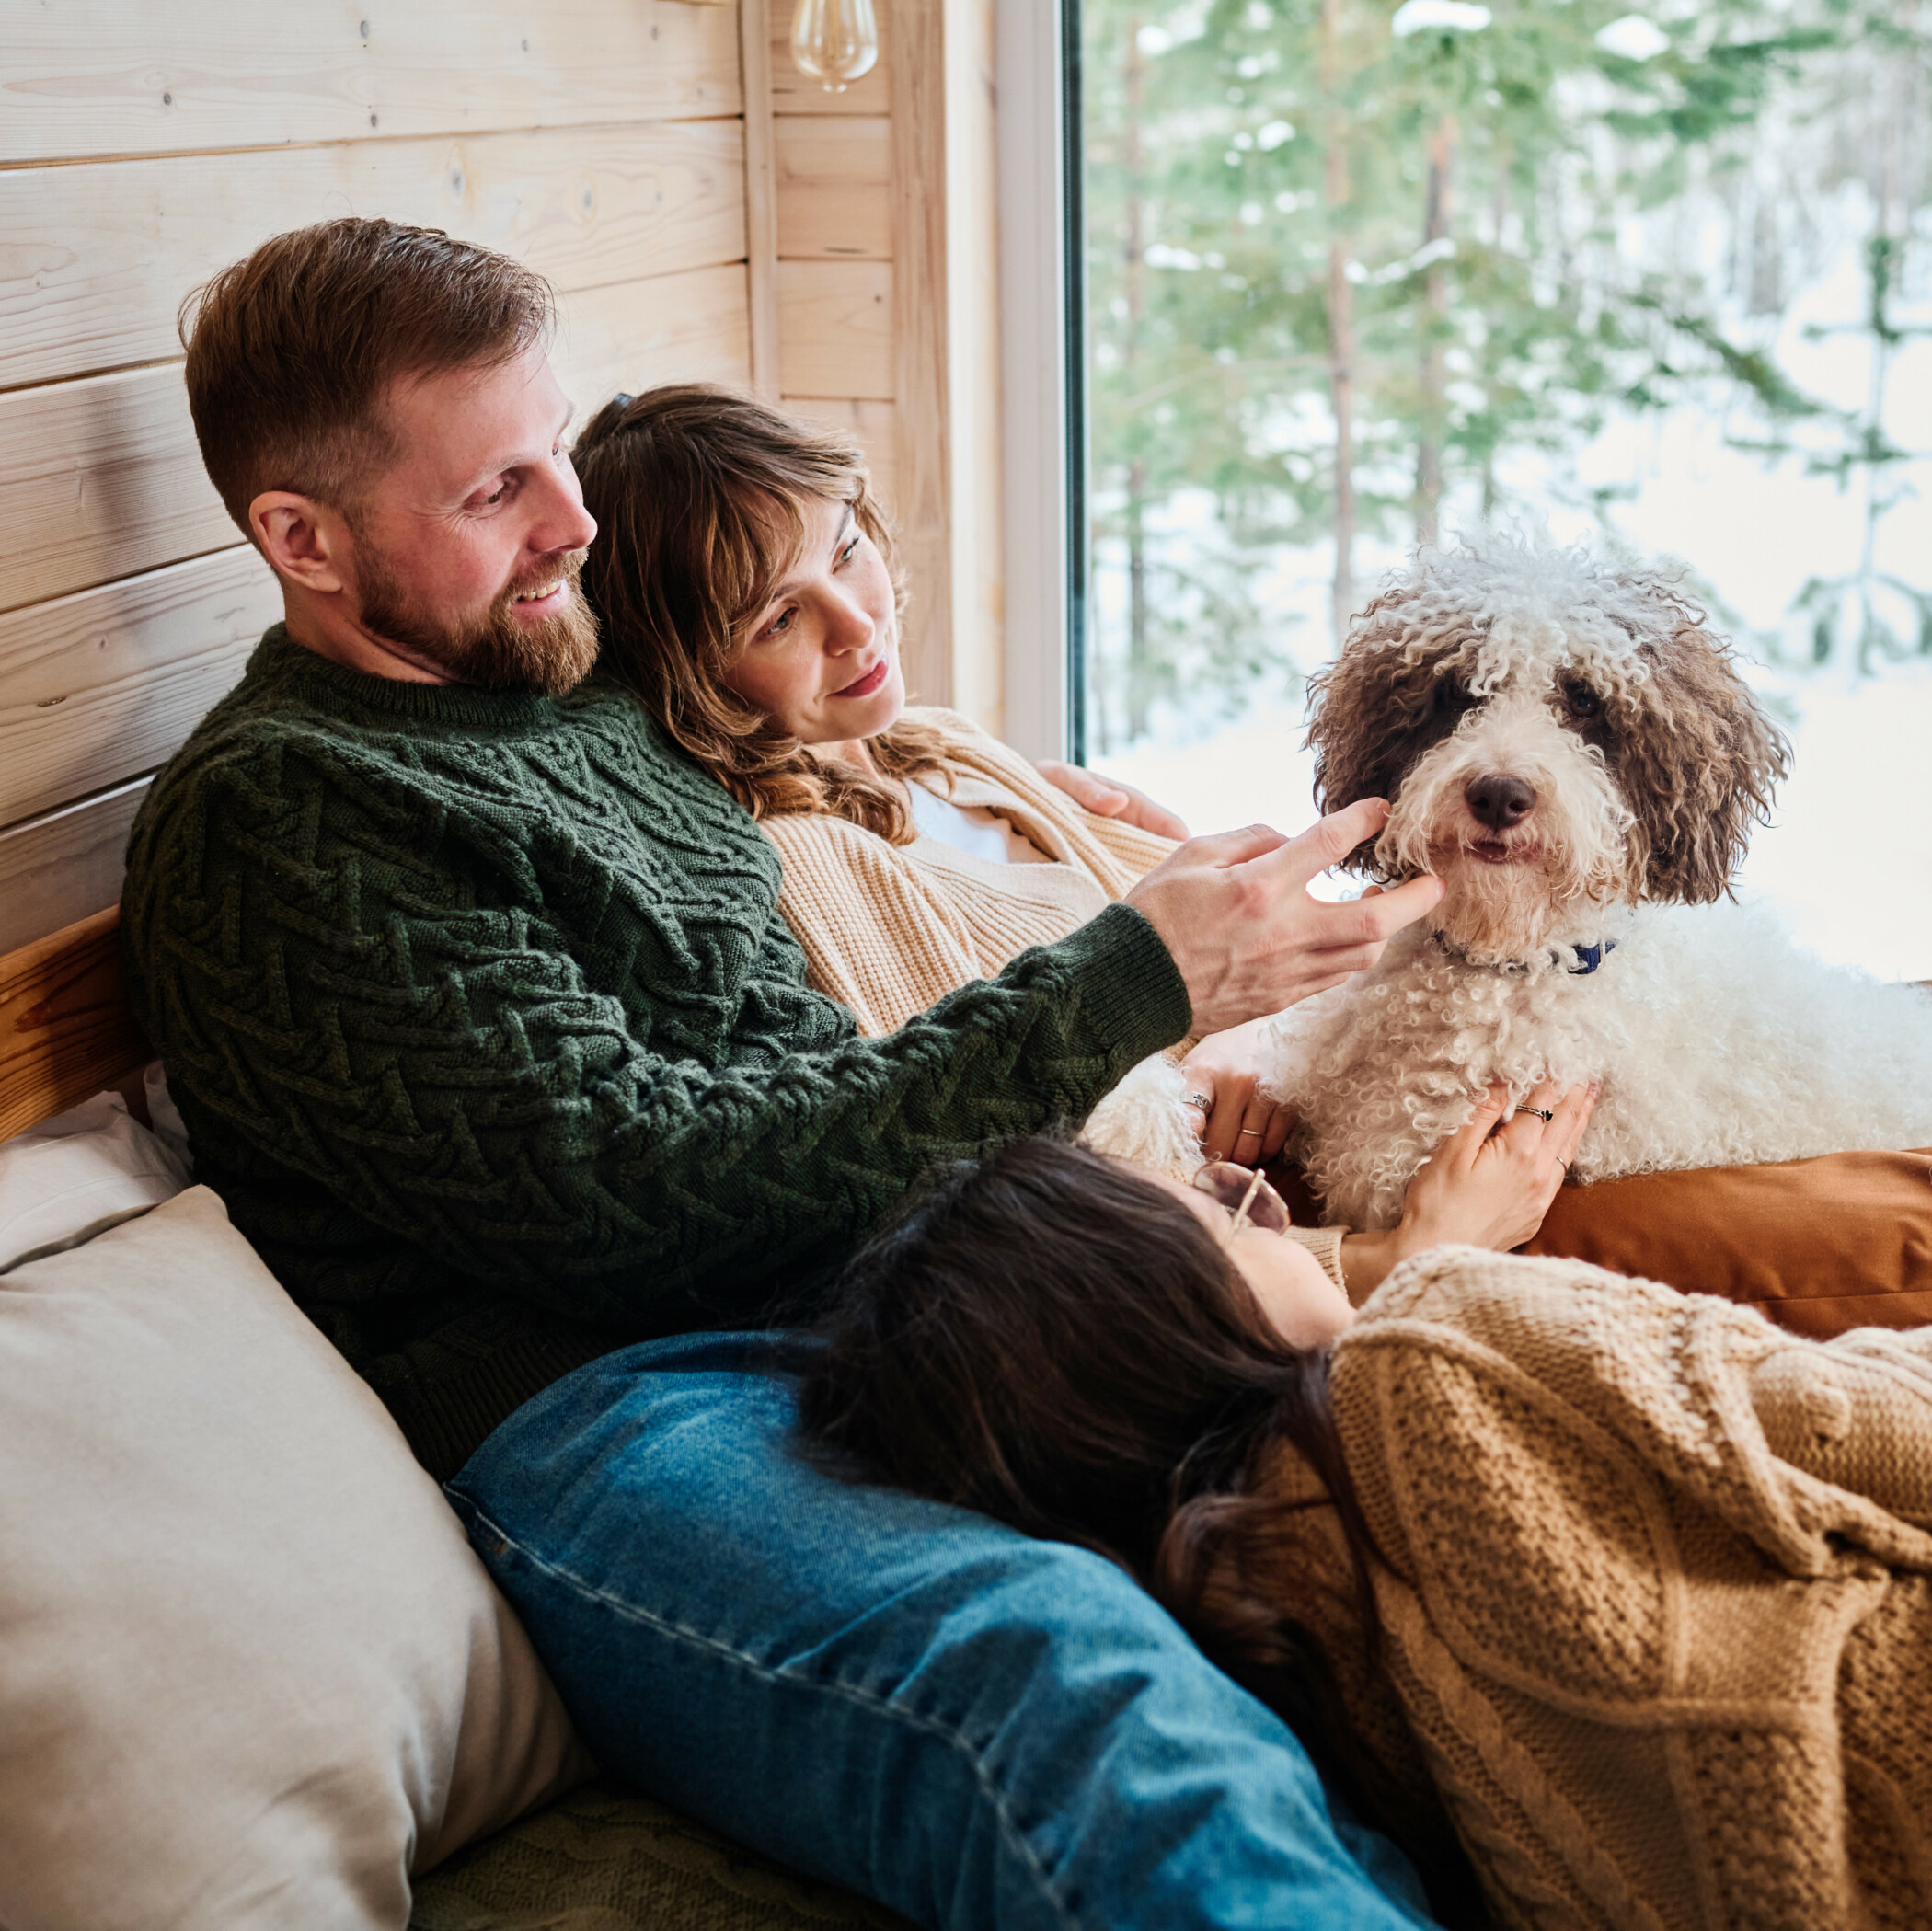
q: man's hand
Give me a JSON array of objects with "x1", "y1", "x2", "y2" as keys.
[
  {"x1": 1123, "y1": 799, "x2": 1443, "y2": 1037},
  {"x1": 1035, "y1": 761, "x2": 1190, "y2": 840}
]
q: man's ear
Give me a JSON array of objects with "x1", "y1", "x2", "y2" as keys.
[{"x1": 250, "y1": 491, "x2": 350, "y2": 593}]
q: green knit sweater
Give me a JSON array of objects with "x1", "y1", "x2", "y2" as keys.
[{"x1": 121, "y1": 627, "x2": 1191, "y2": 1474}]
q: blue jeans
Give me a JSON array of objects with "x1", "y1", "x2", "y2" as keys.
[{"x1": 447, "y1": 1333, "x2": 1437, "y2": 1931}]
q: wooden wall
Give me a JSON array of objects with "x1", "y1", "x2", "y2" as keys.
[
  {"x1": 764, "y1": 2, "x2": 899, "y2": 509},
  {"x1": 747, "y1": 0, "x2": 1005, "y2": 734},
  {"x1": 0, "y1": 0, "x2": 1003, "y2": 955}
]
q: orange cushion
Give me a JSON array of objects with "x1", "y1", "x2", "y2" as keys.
[
  {"x1": 1525, "y1": 1147, "x2": 1932, "y2": 1336},
  {"x1": 1270, "y1": 1149, "x2": 1932, "y2": 1339}
]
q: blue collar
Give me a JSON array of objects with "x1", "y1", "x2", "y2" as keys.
[{"x1": 1432, "y1": 932, "x2": 1619, "y2": 976}]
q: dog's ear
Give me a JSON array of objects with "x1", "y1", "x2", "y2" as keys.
[
  {"x1": 1618, "y1": 626, "x2": 1790, "y2": 902},
  {"x1": 1306, "y1": 639, "x2": 1467, "y2": 876}
]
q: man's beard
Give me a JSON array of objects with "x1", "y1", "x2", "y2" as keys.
[{"x1": 352, "y1": 543, "x2": 601, "y2": 696}]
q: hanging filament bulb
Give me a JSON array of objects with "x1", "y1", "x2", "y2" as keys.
[{"x1": 789, "y1": 0, "x2": 879, "y2": 92}]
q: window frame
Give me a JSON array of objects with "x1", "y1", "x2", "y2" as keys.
[{"x1": 995, "y1": 0, "x2": 1087, "y2": 763}]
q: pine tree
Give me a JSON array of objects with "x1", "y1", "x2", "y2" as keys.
[{"x1": 1080, "y1": 0, "x2": 1932, "y2": 742}]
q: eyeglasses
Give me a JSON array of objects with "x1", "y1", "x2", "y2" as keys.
[{"x1": 1190, "y1": 1160, "x2": 1291, "y2": 1245}]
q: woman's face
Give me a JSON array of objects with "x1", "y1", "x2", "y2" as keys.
[
  {"x1": 1148, "y1": 1170, "x2": 1356, "y2": 1350},
  {"x1": 724, "y1": 492, "x2": 904, "y2": 747}
]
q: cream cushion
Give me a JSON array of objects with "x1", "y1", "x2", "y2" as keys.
[
  {"x1": 0, "y1": 1184, "x2": 592, "y2": 1930},
  {"x1": 0, "y1": 1088, "x2": 189, "y2": 1271}
]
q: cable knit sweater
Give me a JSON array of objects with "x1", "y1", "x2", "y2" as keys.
[
  {"x1": 1243, "y1": 1248, "x2": 1932, "y2": 1930},
  {"x1": 119, "y1": 631, "x2": 1191, "y2": 1474}
]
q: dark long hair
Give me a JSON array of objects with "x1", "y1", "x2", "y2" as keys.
[
  {"x1": 799, "y1": 1139, "x2": 1486, "y2": 1921},
  {"x1": 799, "y1": 1141, "x2": 1388, "y2": 1790}
]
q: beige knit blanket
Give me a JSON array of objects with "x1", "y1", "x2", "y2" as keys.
[{"x1": 1274, "y1": 1249, "x2": 1932, "y2": 1930}]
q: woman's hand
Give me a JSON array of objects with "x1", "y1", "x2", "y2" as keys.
[
  {"x1": 1034, "y1": 761, "x2": 1190, "y2": 840},
  {"x1": 1179, "y1": 1020, "x2": 1294, "y2": 1166},
  {"x1": 1340, "y1": 1079, "x2": 1598, "y2": 1302}
]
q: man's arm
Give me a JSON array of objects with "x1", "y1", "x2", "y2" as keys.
[
  {"x1": 131, "y1": 790, "x2": 1189, "y2": 1328},
  {"x1": 129, "y1": 733, "x2": 1436, "y2": 1330}
]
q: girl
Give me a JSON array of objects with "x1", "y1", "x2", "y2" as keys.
[{"x1": 797, "y1": 1134, "x2": 1932, "y2": 1930}]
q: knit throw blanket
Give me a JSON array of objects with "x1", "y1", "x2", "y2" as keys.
[{"x1": 1272, "y1": 1249, "x2": 1932, "y2": 1929}]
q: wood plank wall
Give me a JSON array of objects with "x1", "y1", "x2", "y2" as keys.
[
  {"x1": 760, "y1": 0, "x2": 1005, "y2": 730},
  {"x1": 764, "y1": 3, "x2": 902, "y2": 555},
  {"x1": 0, "y1": 0, "x2": 751, "y2": 954},
  {"x1": 0, "y1": 0, "x2": 1005, "y2": 955}
]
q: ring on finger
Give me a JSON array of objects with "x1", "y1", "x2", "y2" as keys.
[
  {"x1": 1236, "y1": 1125, "x2": 1264, "y2": 1141},
  {"x1": 1185, "y1": 1091, "x2": 1212, "y2": 1111},
  {"x1": 1514, "y1": 1104, "x2": 1555, "y2": 1123}
]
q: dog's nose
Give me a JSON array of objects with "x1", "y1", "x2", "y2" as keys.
[{"x1": 1464, "y1": 773, "x2": 1537, "y2": 831}]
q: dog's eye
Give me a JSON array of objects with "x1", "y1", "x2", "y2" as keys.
[
  {"x1": 1565, "y1": 684, "x2": 1603, "y2": 720},
  {"x1": 1433, "y1": 679, "x2": 1470, "y2": 715}
]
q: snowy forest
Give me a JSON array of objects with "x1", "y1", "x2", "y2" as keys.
[{"x1": 1079, "y1": 0, "x2": 1932, "y2": 757}]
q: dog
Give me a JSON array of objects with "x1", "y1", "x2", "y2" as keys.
[{"x1": 1239, "y1": 537, "x2": 1932, "y2": 1230}]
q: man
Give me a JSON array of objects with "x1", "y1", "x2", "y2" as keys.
[{"x1": 123, "y1": 219, "x2": 1446, "y2": 1928}]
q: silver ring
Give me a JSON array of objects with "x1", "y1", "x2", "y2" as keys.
[
  {"x1": 1554, "y1": 1155, "x2": 1570, "y2": 1174},
  {"x1": 1185, "y1": 1091, "x2": 1212, "y2": 1111},
  {"x1": 1514, "y1": 1105, "x2": 1554, "y2": 1123},
  {"x1": 1236, "y1": 1126, "x2": 1263, "y2": 1139}
]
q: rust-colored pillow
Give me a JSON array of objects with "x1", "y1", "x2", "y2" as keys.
[
  {"x1": 1270, "y1": 1149, "x2": 1932, "y2": 1339},
  {"x1": 1524, "y1": 1147, "x2": 1932, "y2": 1335}
]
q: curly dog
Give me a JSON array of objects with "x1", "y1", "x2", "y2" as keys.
[{"x1": 1251, "y1": 538, "x2": 1932, "y2": 1230}]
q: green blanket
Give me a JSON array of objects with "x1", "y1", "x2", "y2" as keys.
[{"x1": 409, "y1": 1780, "x2": 914, "y2": 1931}]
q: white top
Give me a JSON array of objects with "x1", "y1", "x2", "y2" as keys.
[{"x1": 906, "y1": 776, "x2": 1052, "y2": 866}]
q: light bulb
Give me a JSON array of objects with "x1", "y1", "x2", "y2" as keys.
[{"x1": 789, "y1": 0, "x2": 879, "y2": 92}]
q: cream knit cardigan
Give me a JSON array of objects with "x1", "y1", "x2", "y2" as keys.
[
  {"x1": 759, "y1": 707, "x2": 1351, "y2": 1284},
  {"x1": 1252, "y1": 1248, "x2": 1932, "y2": 1930},
  {"x1": 761, "y1": 707, "x2": 1174, "y2": 1034}
]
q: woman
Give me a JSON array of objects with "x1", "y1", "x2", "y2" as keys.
[
  {"x1": 572, "y1": 385, "x2": 1590, "y2": 1300},
  {"x1": 795, "y1": 1133, "x2": 1932, "y2": 1930}
]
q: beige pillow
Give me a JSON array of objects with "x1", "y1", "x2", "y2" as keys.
[
  {"x1": 0, "y1": 1186, "x2": 592, "y2": 1930},
  {"x1": 0, "y1": 1089, "x2": 189, "y2": 1272}
]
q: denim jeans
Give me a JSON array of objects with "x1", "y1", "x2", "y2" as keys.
[{"x1": 446, "y1": 1333, "x2": 1437, "y2": 1931}]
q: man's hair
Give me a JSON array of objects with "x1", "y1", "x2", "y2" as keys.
[{"x1": 179, "y1": 217, "x2": 555, "y2": 537}]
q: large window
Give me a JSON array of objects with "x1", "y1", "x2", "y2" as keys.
[{"x1": 1073, "y1": 0, "x2": 1932, "y2": 980}]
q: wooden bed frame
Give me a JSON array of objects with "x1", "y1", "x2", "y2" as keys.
[{"x1": 0, "y1": 907, "x2": 150, "y2": 1144}]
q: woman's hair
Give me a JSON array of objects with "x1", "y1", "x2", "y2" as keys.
[
  {"x1": 572, "y1": 384, "x2": 949, "y2": 842},
  {"x1": 798, "y1": 1136, "x2": 1389, "y2": 1812}
]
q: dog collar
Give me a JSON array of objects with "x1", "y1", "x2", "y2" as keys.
[{"x1": 1432, "y1": 933, "x2": 1619, "y2": 976}]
